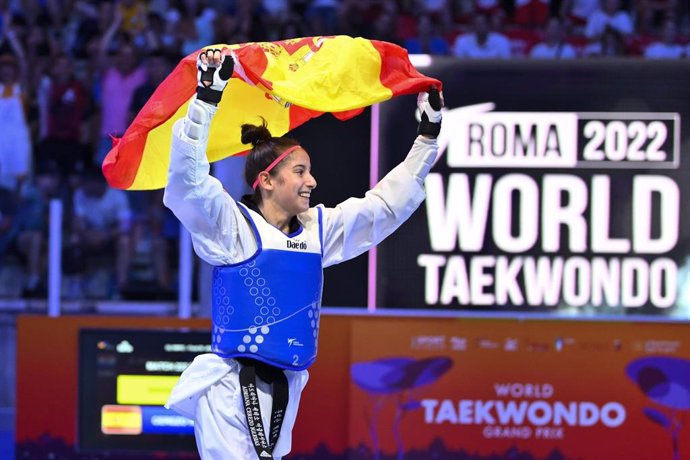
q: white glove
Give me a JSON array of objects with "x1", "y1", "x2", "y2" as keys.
[{"x1": 196, "y1": 48, "x2": 235, "y2": 105}]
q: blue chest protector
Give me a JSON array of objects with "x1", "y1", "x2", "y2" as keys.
[{"x1": 211, "y1": 203, "x2": 324, "y2": 370}]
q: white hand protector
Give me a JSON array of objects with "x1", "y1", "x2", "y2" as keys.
[
  {"x1": 417, "y1": 87, "x2": 443, "y2": 138},
  {"x1": 196, "y1": 48, "x2": 235, "y2": 105}
]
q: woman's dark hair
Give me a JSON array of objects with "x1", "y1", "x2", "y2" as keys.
[{"x1": 241, "y1": 118, "x2": 300, "y2": 199}]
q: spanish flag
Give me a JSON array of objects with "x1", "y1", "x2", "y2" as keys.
[{"x1": 102, "y1": 36, "x2": 441, "y2": 190}]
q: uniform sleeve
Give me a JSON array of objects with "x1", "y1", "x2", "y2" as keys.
[
  {"x1": 162, "y1": 97, "x2": 257, "y2": 266},
  {"x1": 320, "y1": 136, "x2": 437, "y2": 268}
]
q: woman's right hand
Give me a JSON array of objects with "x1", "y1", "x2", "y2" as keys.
[{"x1": 196, "y1": 48, "x2": 235, "y2": 105}]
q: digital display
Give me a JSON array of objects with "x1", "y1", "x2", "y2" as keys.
[
  {"x1": 78, "y1": 328, "x2": 210, "y2": 453},
  {"x1": 377, "y1": 59, "x2": 690, "y2": 316}
]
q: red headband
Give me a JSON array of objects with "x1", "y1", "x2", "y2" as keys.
[{"x1": 251, "y1": 145, "x2": 302, "y2": 190}]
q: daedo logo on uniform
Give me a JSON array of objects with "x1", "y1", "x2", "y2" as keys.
[{"x1": 287, "y1": 240, "x2": 308, "y2": 250}]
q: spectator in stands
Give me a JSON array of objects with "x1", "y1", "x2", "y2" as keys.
[
  {"x1": 644, "y1": 18, "x2": 685, "y2": 58},
  {"x1": 70, "y1": 1, "x2": 120, "y2": 59},
  {"x1": 453, "y1": 12, "x2": 511, "y2": 58},
  {"x1": 15, "y1": 159, "x2": 64, "y2": 297},
  {"x1": 583, "y1": 24, "x2": 629, "y2": 55},
  {"x1": 514, "y1": 0, "x2": 552, "y2": 28},
  {"x1": 338, "y1": 0, "x2": 398, "y2": 37},
  {"x1": 560, "y1": 0, "x2": 600, "y2": 31},
  {"x1": 261, "y1": 0, "x2": 294, "y2": 41},
  {"x1": 140, "y1": 11, "x2": 178, "y2": 55},
  {"x1": 95, "y1": 9, "x2": 146, "y2": 165},
  {"x1": 117, "y1": 0, "x2": 147, "y2": 39},
  {"x1": 0, "y1": 29, "x2": 31, "y2": 196},
  {"x1": 636, "y1": 0, "x2": 678, "y2": 35},
  {"x1": 174, "y1": 2, "x2": 217, "y2": 56},
  {"x1": 404, "y1": 14, "x2": 450, "y2": 55},
  {"x1": 36, "y1": 53, "x2": 91, "y2": 189},
  {"x1": 278, "y1": 14, "x2": 311, "y2": 39},
  {"x1": 473, "y1": 0, "x2": 504, "y2": 17},
  {"x1": 126, "y1": 49, "x2": 175, "y2": 295},
  {"x1": 584, "y1": 0, "x2": 633, "y2": 40},
  {"x1": 24, "y1": 22, "x2": 58, "y2": 89},
  {"x1": 369, "y1": 11, "x2": 402, "y2": 45},
  {"x1": 68, "y1": 167, "x2": 132, "y2": 298},
  {"x1": 304, "y1": 0, "x2": 341, "y2": 36},
  {"x1": 213, "y1": 10, "x2": 244, "y2": 46},
  {"x1": 0, "y1": 183, "x2": 18, "y2": 273},
  {"x1": 530, "y1": 17, "x2": 578, "y2": 58},
  {"x1": 412, "y1": 0, "x2": 453, "y2": 31},
  {"x1": 0, "y1": 6, "x2": 43, "y2": 298}
]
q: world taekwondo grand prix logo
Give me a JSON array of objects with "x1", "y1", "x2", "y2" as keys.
[{"x1": 434, "y1": 103, "x2": 680, "y2": 169}]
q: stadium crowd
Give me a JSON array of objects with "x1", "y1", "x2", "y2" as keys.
[{"x1": 0, "y1": 0, "x2": 687, "y2": 301}]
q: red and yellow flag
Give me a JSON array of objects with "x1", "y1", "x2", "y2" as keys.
[{"x1": 102, "y1": 36, "x2": 441, "y2": 190}]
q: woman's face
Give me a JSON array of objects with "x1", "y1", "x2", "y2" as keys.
[{"x1": 270, "y1": 148, "x2": 317, "y2": 216}]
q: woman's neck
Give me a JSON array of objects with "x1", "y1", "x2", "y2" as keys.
[{"x1": 258, "y1": 201, "x2": 292, "y2": 234}]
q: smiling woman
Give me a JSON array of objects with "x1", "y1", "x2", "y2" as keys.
[
  {"x1": 241, "y1": 120, "x2": 317, "y2": 231},
  {"x1": 162, "y1": 48, "x2": 443, "y2": 460}
]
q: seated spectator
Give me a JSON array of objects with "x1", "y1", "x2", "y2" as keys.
[
  {"x1": 583, "y1": 24, "x2": 628, "y2": 56},
  {"x1": 0, "y1": 186, "x2": 18, "y2": 274},
  {"x1": 530, "y1": 17, "x2": 578, "y2": 58},
  {"x1": 278, "y1": 14, "x2": 311, "y2": 40},
  {"x1": 514, "y1": 0, "x2": 552, "y2": 28},
  {"x1": 369, "y1": 10, "x2": 402, "y2": 45},
  {"x1": 125, "y1": 49, "x2": 176, "y2": 296},
  {"x1": 411, "y1": 0, "x2": 453, "y2": 31},
  {"x1": 474, "y1": 0, "x2": 504, "y2": 17},
  {"x1": 66, "y1": 167, "x2": 132, "y2": 298},
  {"x1": 404, "y1": 15, "x2": 450, "y2": 54},
  {"x1": 644, "y1": 18, "x2": 685, "y2": 58},
  {"x1": 338, "y1": 0, "x2": 398, "y2": 37},
  {"x1": 305, "y1": 0, "x2": 341, "y2": 36},
  {"x1": 0, "y1": 157, "x2": 64, "y2": 298},
  {"x1": 453, "y1": 13, "x2": 511, "y2": 58},
  {"x1": 636, "y1": 0, "x2": 678, "y2": 34},
  {"x1": 560, "y1": 0, "x2": 600, "y2": 29},
  {"x1": 261, "y1": 0, "x2": 293, "y2": 41},
  {"x1": 15, "y1": 160, "x2": 64, "y2": 297},
  {"x1": 493, "y1": 8, "x2": 537, "y2": 56},
  {"x1": 584, "y1": 0, "x2": 633, "y2": 40}
]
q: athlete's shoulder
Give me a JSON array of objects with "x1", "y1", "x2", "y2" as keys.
[{"x1": 297, "y1": 205, "x2": 325, "y2": 229}]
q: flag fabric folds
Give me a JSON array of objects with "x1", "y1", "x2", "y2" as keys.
[{"x1": 102, "y1": 36, "x2": 442, "y2": 190}]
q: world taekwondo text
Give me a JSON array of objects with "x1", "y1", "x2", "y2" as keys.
[{"x1": 419, "y1": 108, "x2": 681, "y2": 309}]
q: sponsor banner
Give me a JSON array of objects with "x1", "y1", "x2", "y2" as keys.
[
  {"x1": 377, "y1": 59, "x2": 690, "y2": 315},
  {"x1": 348, "y1": 318, "x2": 690, "y2": 460}
]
